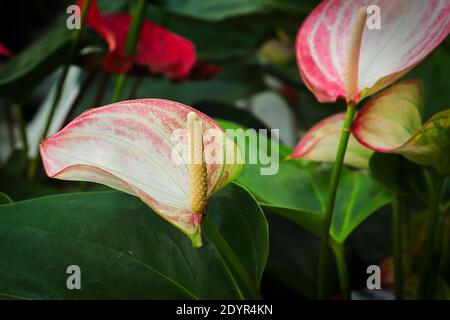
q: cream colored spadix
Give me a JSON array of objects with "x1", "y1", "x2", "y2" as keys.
[
  {"x1": 187, "y1": 112, "x2": 207, "y2": 214},
  {"x1": 39, "y1": 99, "x2": 242, "y2": 247}
]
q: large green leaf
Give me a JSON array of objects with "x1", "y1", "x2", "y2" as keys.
[
  {"x1": 162, "y1": 0, "x2": 265, "y2": 21},
  {"x1": 0, "y1": 183, "x2": 268, "y2": 299},
  {"x1": 369, "y1": 153, "x2": 427, "y2": 199},
  {"x1": 0, "y1": 192, "x2": 12, "y2": 205},
  {"x1": 263, "y1": 209, "x2": 329, "y2": 299},
  {"x1": 0, "y1": 152, "x2": 74, "y2": 201},
  {"x1": 196, "y1": 101, "x2": 269, "y2": 130},
  {"x1": 263, "y1": 0, "x2": 319, "y2": 15},
  {"x1": 0, "y1": 22, "x2": 71, "y2": 102},
  {"x1": 73, "y1": 62, "x2": 265, "y2": 118},
  {"x1": 166, "y1": 15, "x2": 266, "y2": 60},
  {"x1": 0, "y1": 21, "x2": 95, "y2": 102},
  {"x1": 400, "y1": 110, "x2": 450, "y2": 176},
  {"x1": 219, "y1": 120, "x2": 391, "y2": 243}
]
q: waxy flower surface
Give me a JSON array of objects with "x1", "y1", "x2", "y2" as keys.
[
  {"x1": 296, "y1": 0, "x2": 450, "y2": 103},
  {"x1": 40, "y1": 99, "x2": 242, "y2": 247},
  {"x1": 352, "y1": 81, "x2": 450, "y2": 175},
  {"x1": 290, "y1": 112, "x2": 373, "y2": 168}
]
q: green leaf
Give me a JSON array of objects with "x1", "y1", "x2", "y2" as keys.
[
  {"x1": 369, "y1": 153, "x2": 427, "y2": 198},
  {"x1": 0, "y1": 192, "x2": 12, "y2": 205},
  {"x1": 196, "y1": 101, "x2": 269, "y2": 130},
  {"x1": 400, "y1": 110, "x2": 450, "y2": 176},
  {"x1": 0, "y1": 152, "x2": 65, "y2": 201},
  {"x1": 0, "y1": 184, "x2": 268, "y2": 299},
  {"x1": 162, "y1": 0, "x2": 265, "y2": 21},
  {"x1": 0, "y1": 21, "x2": 95, "y2": 102},
  {"x1": 263, "y1": 209, "x2": 323, "y2": 299},
  {"x1": 226, "y1": 122, "x2": 391, "y2": 243},
  {"x1": 0, "y1": 22, "x2": 71, "y2": 102},
  {"x1": 262, "y1": 0, "x2": 319, "y2": 15},
  {"x1": 166, "y1": 15, "x2": 266, "y2": 60}
]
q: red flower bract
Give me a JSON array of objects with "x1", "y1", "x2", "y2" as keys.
[
  {"x1": 77, "y1": 0, "x2": 196, "y2": 80},
  {"x1": 0, "y1": 42, "x2": 11, "y2": 57}
]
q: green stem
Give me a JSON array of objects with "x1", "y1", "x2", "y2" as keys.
[
  {"x1": 27, "y1": 0, "x2": 91, "y2": 180},
  {"x1": 111, "y1": 0, "x2": 147, "y2": 102},
  {"x1": 392, "y1": 193, "x2": 404, "y2": 300},
  {"x1": 418, "y1": 174, "x2": 445, "y2": 299},
  {"x1": 331, "y1": 241, "x2": 350, "y2": 300},
  {"x1": 4, "y1": 106, "x2": 15, "y2": 150},
  {"x1": 63, "y1": 71, "x2": 96, "y2": 126},
  {"x1": 112, "y1": 74, "x2": 127, "y2": 102},
  {"x1": 12, "y1": 104, "x2": 29, "y2": 170},
  {"x1": 93, "y1": 73, "x2": 111, "y2": 107},
  {"x1": 317, "y1": 102, "x2": 357, "y2": 299},
  {"x1": 439, "y1": 217, "x2": 449, "y2": 272},
  {"x1": 202, "y1": 216, "x2": 262, "y2": 299},
  {"x1": 128, "y1": 76, "x2": 143, "y2": 99}
]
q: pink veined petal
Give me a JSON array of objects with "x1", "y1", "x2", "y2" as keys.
[
  {"x1": 352, "y1": 80, "x2": 423, "y2": 152},
  {"x1": 39, "y1": 99, "x2": 242, "y2": 246},
  {"x1": 352, "y1": 80, "x2": 450, "y2": 175},
  {"x1": 291, "y1": 112, "x2": 373, "y2": 168},
  {"x1": 296, "y1": 0, "x2": 450, "y2": 103}
]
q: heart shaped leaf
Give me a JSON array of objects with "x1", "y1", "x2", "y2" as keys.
[
  {"x1": 0, "y1": 184, "x2": 267, "y2": 299},
  {"x1": 217, "y1": 120, "x2": 391, "y2": 243}
]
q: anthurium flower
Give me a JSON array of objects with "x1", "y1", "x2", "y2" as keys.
[
  {"x1": 77, "y1": 0, "x2": 196, "y2": 80},
  {"x1": 39, "y1": 99, "x2": 242, "y2": 247},
  {"x1": 0, "y1": 43, "x2": 11, "y2": 57},
  {"x1": 290, "y1": 112, "x2": 373, "y2": 168},
  {"x1": 352, "y1": 80, "x2": 450, "y2": 175},
  {"x1": 296, "y1": 0, "x2": 450, "y2": 103}
]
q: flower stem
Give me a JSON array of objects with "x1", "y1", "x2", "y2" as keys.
[
  {"x1": 112, "y1": 74, "x2": 127, "y2": 102},
  {"x1": 27, "y1": 0, "x2": 91, "y2": 180},
  {"x1": 418, "y1": 174, "x2": 445, "y2": 299},
  {"x1": 93, "y1": 73, "x2": 111, "y2": 107},
  {"x1": 112, "y1": 0, "x2": 147, "y2": 102},
  {"x1": 128, "y1": 76, "x2": 143, "y2": 99},
  {"x1": 392, "y1": 193, "x2": 404, "y2": 300},
  {"x1": 203, "y1": 216, "x2": 262, "y2": 299},
  {"x1": 331, "y1": 241, "x2": 350, "y2": 300},
  {"x1": 63, "y1": 70, "x2": 96, "y2": 126},
  {"x1": 317, "y1": 102, "x2": 357, "y2": 299},
  {"x1": 12, "y1": 103, "x2": 29, "y2": 170}
]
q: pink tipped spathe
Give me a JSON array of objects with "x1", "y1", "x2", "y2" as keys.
[{"x1": 296, "y1": 0, "x2": 450, "y2": 103}]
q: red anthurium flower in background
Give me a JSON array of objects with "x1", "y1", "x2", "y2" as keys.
[
  {"x1": 185, "y1": 60, "x2": 222, "y2": 82},
  {"x1": 296, "y1": 0, "x2": 450, "y2": 103},
  {"x1": 0, "y1": 43, "x2": 12, "y2": 57},
  {"x1": 77, "y1": 0, "x2": 200, "y2": 80}
]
